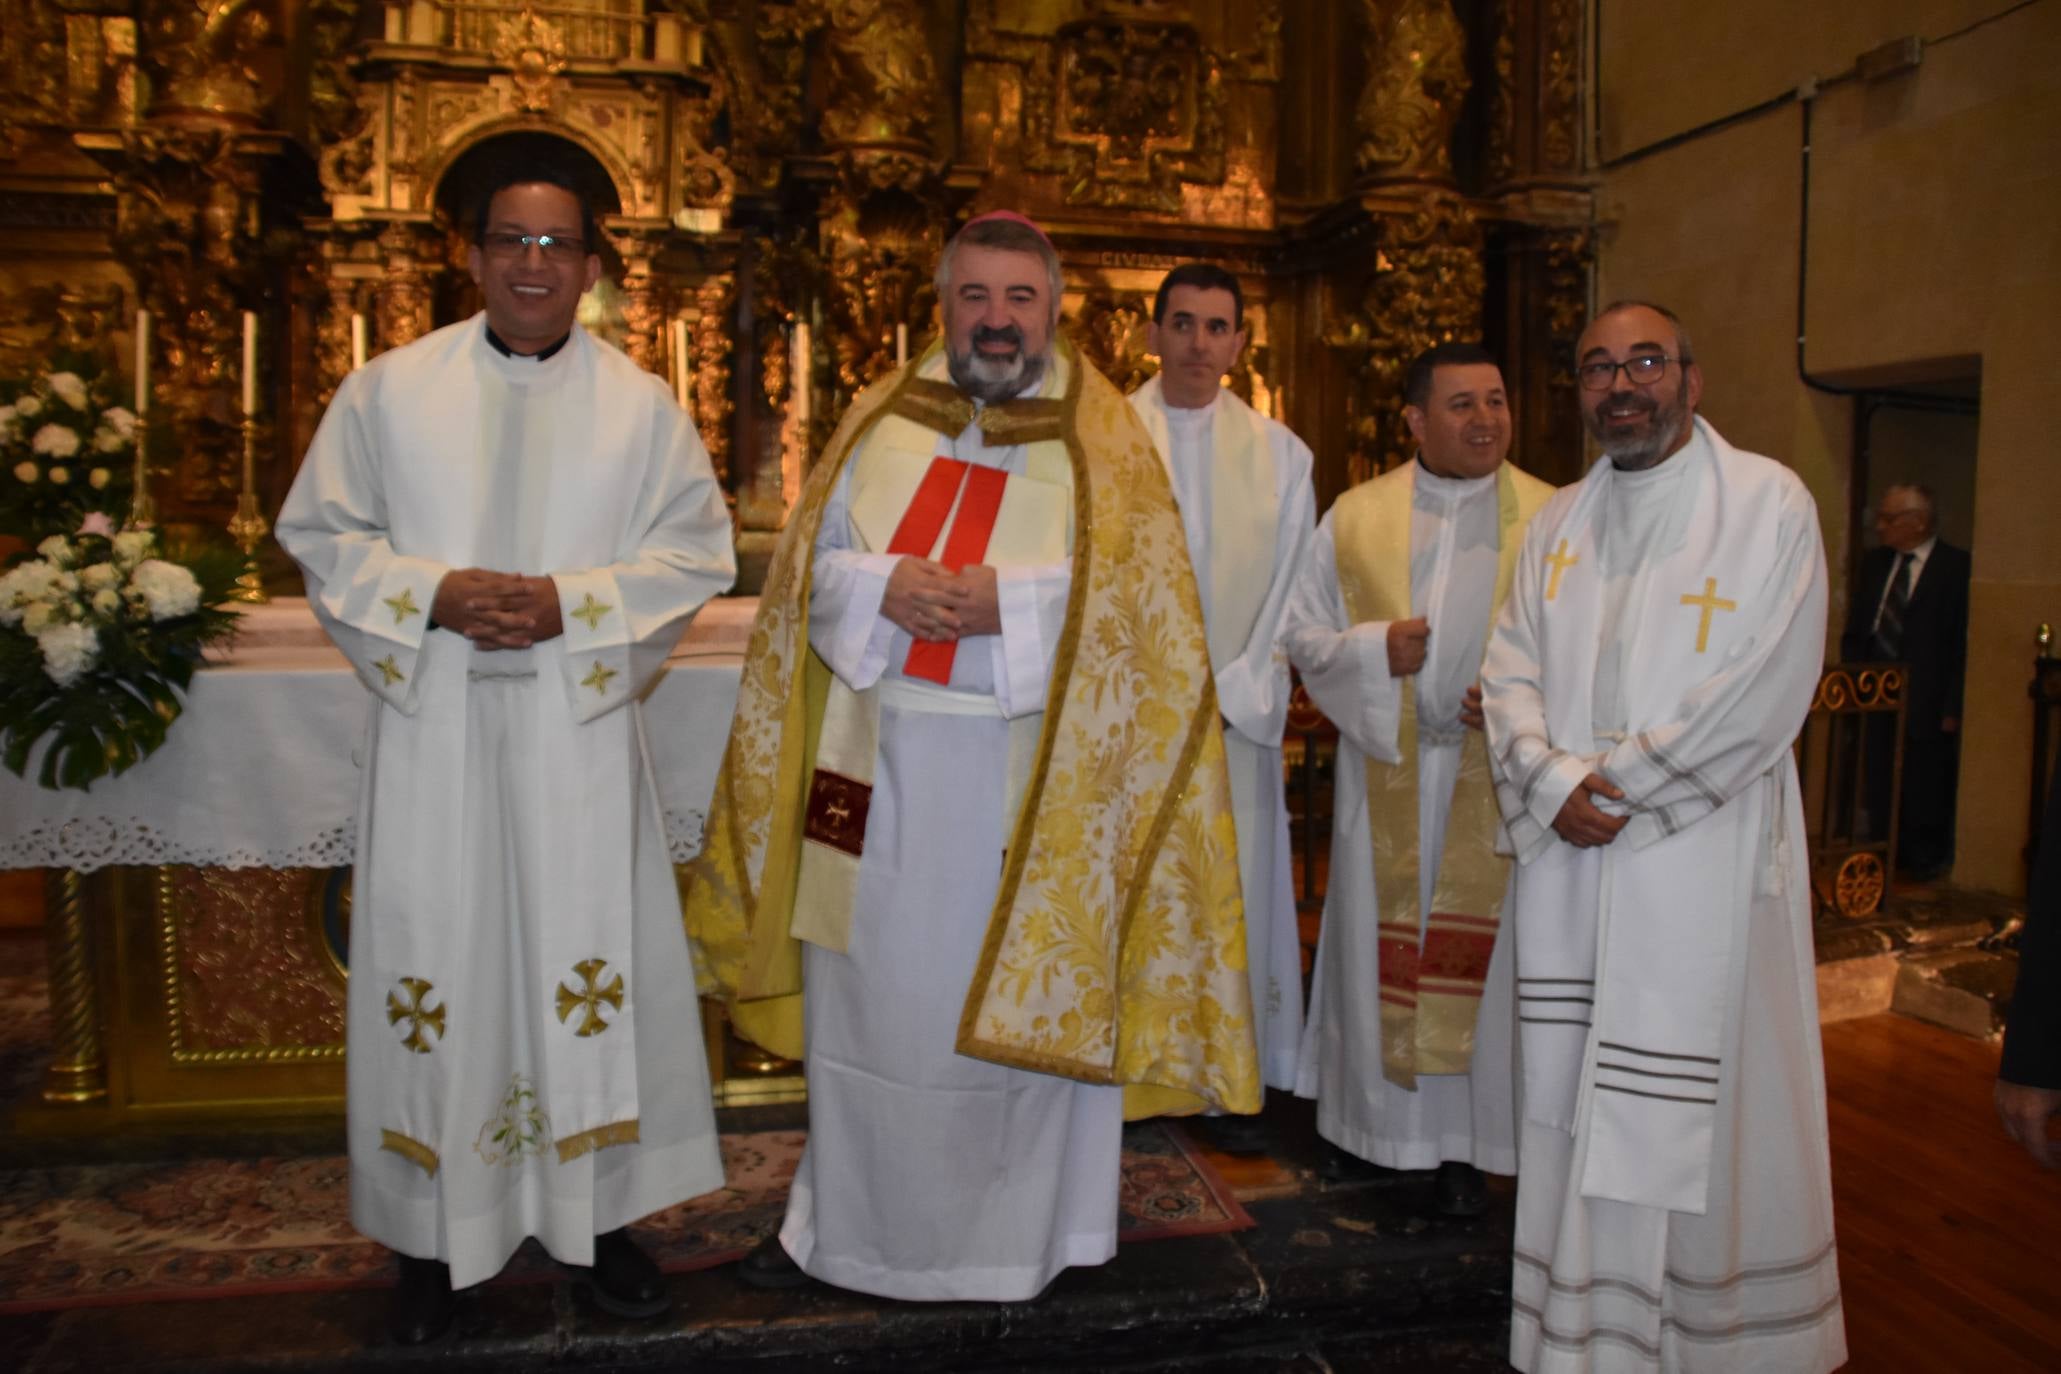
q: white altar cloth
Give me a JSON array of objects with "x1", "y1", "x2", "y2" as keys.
[{"x1": 0, "y1": 597, "x2": 753, "y2": 874}]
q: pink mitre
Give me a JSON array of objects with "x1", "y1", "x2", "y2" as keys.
[{"x1": 962, "y1": 209, "x2": 1054, "y2": 249}]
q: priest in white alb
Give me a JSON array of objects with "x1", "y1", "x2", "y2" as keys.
[
  {"x1": 1480, "y1": 301, "x2": 1845, "y2": 1372},
  {"x1": 277, "y1": 158, "x2": 735, "y2": 1344},
  {"x1": 687, "y1": 212, "x2": 1258, "y2": 1302},
  {"x1": 1129, "y1": 262, "x2": 1315, "y2": 1094},
  {"x1": 1284, "y1": 342, "x2": 1551, "y2": 1216}
]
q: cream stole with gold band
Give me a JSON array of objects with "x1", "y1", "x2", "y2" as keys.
[
  {"x1": 1128, "y1": 375, "x2": 1279, "y2": 669},
  {"x1": 686, "y1": 336, "x2": 1260, "y2": 1118},
  {"x1": 1332, "y1": 459, "x2": 1554, "y2": 1088},
  {"x1": 789, "y1": 351, "x2": 1074, "y2": 954}
]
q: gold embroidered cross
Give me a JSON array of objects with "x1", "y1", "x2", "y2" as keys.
[
  {"x1": 555, "y1": 958, "x2": 625, "y2": 1037},
  {"x1": 383, "y1": 587, "x2": 421, "y2": 625},
  {"x1": 571, "y1": 593, "x2": 613, "y2": 631},
  {"x1": 826, "y1": 798, "x2": 851, "y2": 825},
  {"x1": 581, "y1": 660, "x2": 617, "y2": 695},
  {"x1": 373, "y1": 654, "x2": 405, "y2": 686},
  {"x1": 386, "y1": 976, "x2": 446, "y2": 1054},
  {"x1": 1680, "y1": 577, "x2": 1737, "y2": 653},
  {"x1": 1544, "y1": 540, "x2": 1580, "y2": 602}
]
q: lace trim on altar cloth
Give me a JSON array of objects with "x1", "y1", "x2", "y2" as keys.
[{"x1": 2, "y1": 810, "x2": 709, "y2": 874}]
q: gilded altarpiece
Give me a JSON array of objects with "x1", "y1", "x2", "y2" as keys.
[{"x1": 1, "y1": 0, "x2": 1593, "y2": 1126}]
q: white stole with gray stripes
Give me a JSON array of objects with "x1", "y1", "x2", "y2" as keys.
[{"x1": 1498, "y1": 424, "x2": 1810, "y2": 1215}]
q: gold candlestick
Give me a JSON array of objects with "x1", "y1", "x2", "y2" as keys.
[{"x1": 227, "y1": 416, "x2": 269, "y2": 603}]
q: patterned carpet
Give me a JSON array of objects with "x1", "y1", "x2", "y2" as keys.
[{"x1": 0, "y1": 949, "x2": 1251, "y2": 1314}]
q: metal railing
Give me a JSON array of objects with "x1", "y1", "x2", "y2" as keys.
[{"x1": 1796, "y1": 662, "x2": 1906, "y2": 920}]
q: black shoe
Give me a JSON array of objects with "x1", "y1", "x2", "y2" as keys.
[
  {"x1": 1185, "y1": 1113, "x2": 1272, "y2": 1155},
  {"x1": 1434, "y1": 1160, "x2": 1487, "y2": 1218},
  {"x1": 1316, "y1": 1141, "x2": 1396, "y2": 1183},
  {"x1": 389, "y1": 1254, "x2": 455, "y2": 1345},
  {"x1": 736, "y1": 1235, "x2": 811, "y2": 1290},
  {"x1": 568, "y1": 1228, "x2": 672, "y2": 1319}
]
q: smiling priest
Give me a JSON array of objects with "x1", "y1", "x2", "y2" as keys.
[
  {"x1": 277, "y1": 153, "x2": 735, "y2": 1343},
  {"x1": 1480, "y1": 301, "x2": 1845, "y2": 1372},
  {"x1": 688, "y1": 211, "x2": 1258, "y2": 1301},
  {"x1": 1284, "y1": 343, "x2": 1552, "y2": 1216}
]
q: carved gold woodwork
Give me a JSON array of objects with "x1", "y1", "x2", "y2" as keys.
[
  {"x1": 689, "y1": 271, "x2": 736, "y2": 484},
  {"x1": 1356, "y1": 0, "x2": 1469, "y2": 186},
  {"x1": 1324, "y1": 192, "x2": 1485, "y2": 481},
  {"x1": 89, "y1": 126, "x2": 275, "y2": 509},
  {"x1": 819, "y1": 0, "x2": 939, "y2": 148},
  {"x1": 140, "y1": 1, "x2": 272, "y2": 126},
  {"x1": 375, "y1": 221, "x2": 441, "y2": 351},
  {"x1": 1071, "y1": 288, "x2": 1159, "y2": 397},
  {"x1": 1485, "y1": 0, "x2": 1583, "y2": 191},
  {"x1": 159, "y1": 866, "x2": 347, "y2": 1062}
]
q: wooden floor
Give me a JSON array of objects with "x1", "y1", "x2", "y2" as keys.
[{"x1": 1823, "y1": 1014, "x2": 2061, "y2": 1372}]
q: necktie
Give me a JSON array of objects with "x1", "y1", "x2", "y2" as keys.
[{"x1": 1874, "y1": 552, "x2": 1913, "y2": 659}]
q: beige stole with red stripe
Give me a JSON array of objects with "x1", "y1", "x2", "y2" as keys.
[
  {"x1": 1332, "y1": 460, "x2": 1553, "y2": 1088},
  {"x1": 789, "y1": 359, "x2": 1072, "y2": 954}
]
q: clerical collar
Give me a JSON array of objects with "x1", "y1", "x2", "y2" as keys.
[{"x1": 484, "y1": 325, "x2": 570, "y2": 361}]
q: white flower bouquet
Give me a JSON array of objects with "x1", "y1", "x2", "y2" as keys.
[
  {"x1": 0, "y1": 530, "x2": 239, "y2": 788},
  {"x1": 0, "y1": 366, "x2": 137, "y2": 538}
]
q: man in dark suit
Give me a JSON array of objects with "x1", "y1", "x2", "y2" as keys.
[
  {"x1": 1840, "y1": 484, "x2": 1970, "y2": 878},
  {"x1": 1998, "y1": 766, "x2": 2060, "y2": 1169}
]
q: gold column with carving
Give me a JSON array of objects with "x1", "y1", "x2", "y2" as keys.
[{"x1": 40, "y1": 869, "x2": 106, "y2": 1104}]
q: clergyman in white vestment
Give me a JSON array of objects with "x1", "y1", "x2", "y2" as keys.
[
  {"x1": 277, "y1": 165, "x2": 734, "y2": 1344},
  {"x1": 1285, "y1": 344, "x2": 1551, "y2": 1215},
  {"x1": 1129, "y1": 262, "x2": 1315, "y2": 1092},
  {"x1": 1480, "y1": 302, "x2": 1845, "y2": 1372},
  {"x1": 689, "y1": 212, "x2": 1259, "y2": 1304}
]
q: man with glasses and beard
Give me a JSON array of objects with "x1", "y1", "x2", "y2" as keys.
[
  {"x1": 1480, "y1": 301, "x2": 1846, "y2": 1371},
  {"x1": 278, "y1": 153, "x2": 735, "y2": 1343},
  {"x1": 690, "y1": 211, "x2": 1258, "y2": 1301}
]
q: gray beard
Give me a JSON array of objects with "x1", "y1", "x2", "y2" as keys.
[
  {"x1": 947, "y1": 343, "x2": 1048, "y2": 405},
  {"x1": 1601, "y1": 426, "x2": 1680, "y2": 471}
]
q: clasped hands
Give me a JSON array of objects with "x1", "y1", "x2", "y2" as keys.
[
  {"x1": 883, "y1": 557, "x2": 1000, "y2": 642},
  {"x1": 431, "y1": 568, "x2": 564, "y2": 649},
  {"x1": 1390, "y1": 616, "x2": 1624, "y2": 848},
  {"x1": 1391, "y1": 617, "x2": 1491, "y2": 734}
]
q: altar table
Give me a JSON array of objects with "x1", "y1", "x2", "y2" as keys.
[{"x1": 1, "y1": 597, "x2": 769, "y2": 1125}]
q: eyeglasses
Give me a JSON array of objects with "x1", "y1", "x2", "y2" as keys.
[
  {"x1": 1578, "y1": 354, "x2": 1684, "y2": 391},
  {"x1": 480, "y1": 231, "x2": 589, "y2": 263}
]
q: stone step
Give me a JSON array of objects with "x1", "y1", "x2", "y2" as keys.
[{"x1": 1891, "y1": 948, "x2": 2018, "y2": 1039}]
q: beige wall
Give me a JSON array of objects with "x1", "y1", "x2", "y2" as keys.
[{"x1": 1593, "y1": 1, "x2": 2061, "y2": 894}]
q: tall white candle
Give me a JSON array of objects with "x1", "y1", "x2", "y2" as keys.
[
  {"x1": 671, "y1": 318, "x2": 690, "y2": 410},
  {"x1": 241, "y1": 311, "x2": 258, "y2": 416},
  {"x1": 350, "y1": 312, "x2": 368, "y2": 371},
  {"x1": 895, "y1": 322, "x2": 908, "y2": 367},
  {"x1": 134, "y1": 309, "x2": 150, "y2": 415},
  {"x1": 793, "y1": 320, "x2": 811, "y2": 424}
]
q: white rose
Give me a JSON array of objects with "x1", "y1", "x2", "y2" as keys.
[
  {"x1": 111, "y1": 530, "x2": 155, "y2": 568},
  {"x1": 35, "y1": 621, "x2": 99, "y2": 688},
  {"x1": 46, "y1": 372, "x2": 89, "y2": 410},
  {"x1": 36, "y1": 535, "x2": 73, "y2": 565},
  {"x1": 89, "y1": 467, "x2": 111, "y2": 489},
  {"x1": 16, "y1": 395, "x2": 43, "y2": 418},
  {"x1": 0, "y1": 560, "x2": 58, "y2": 625},
  {"x1": 93, "y1": 426, "x2": 126, "y2": 454},
  {"x1": 11, "y1": 461, "x2": 34, "y2": 483},
  {"x1": 0, "y1": 404, "x2": 16, "y2": 441},
  {"x1": 102, "y1": 406, "x2": 137, "y2": 440},
  {"x1": 23, "y1": 602, "x2": 55, "y2": 633},
  {"x1": 48, "y1": 465, "x2": 70, "y2": 485},
  {"x1": 130, "y1": 558, "x2": 202, "y2": 620},
  {"x1": 80, "y1": 563, "x2": 118, "y2": 592},
  {"x1": 32, "y1": 423, "x2": 80, "y2": 459},
  {"x1": 91, "y1": 588, "x2": 122, "y2": 616}
]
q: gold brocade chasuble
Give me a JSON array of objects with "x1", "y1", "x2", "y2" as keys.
[
  {"x1": 685, "y1": 337, "x2": 1261, "y2": 1118},
  {"x1": 1332, "y1": 460, "x2": 1554, "y2": 1088}
]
